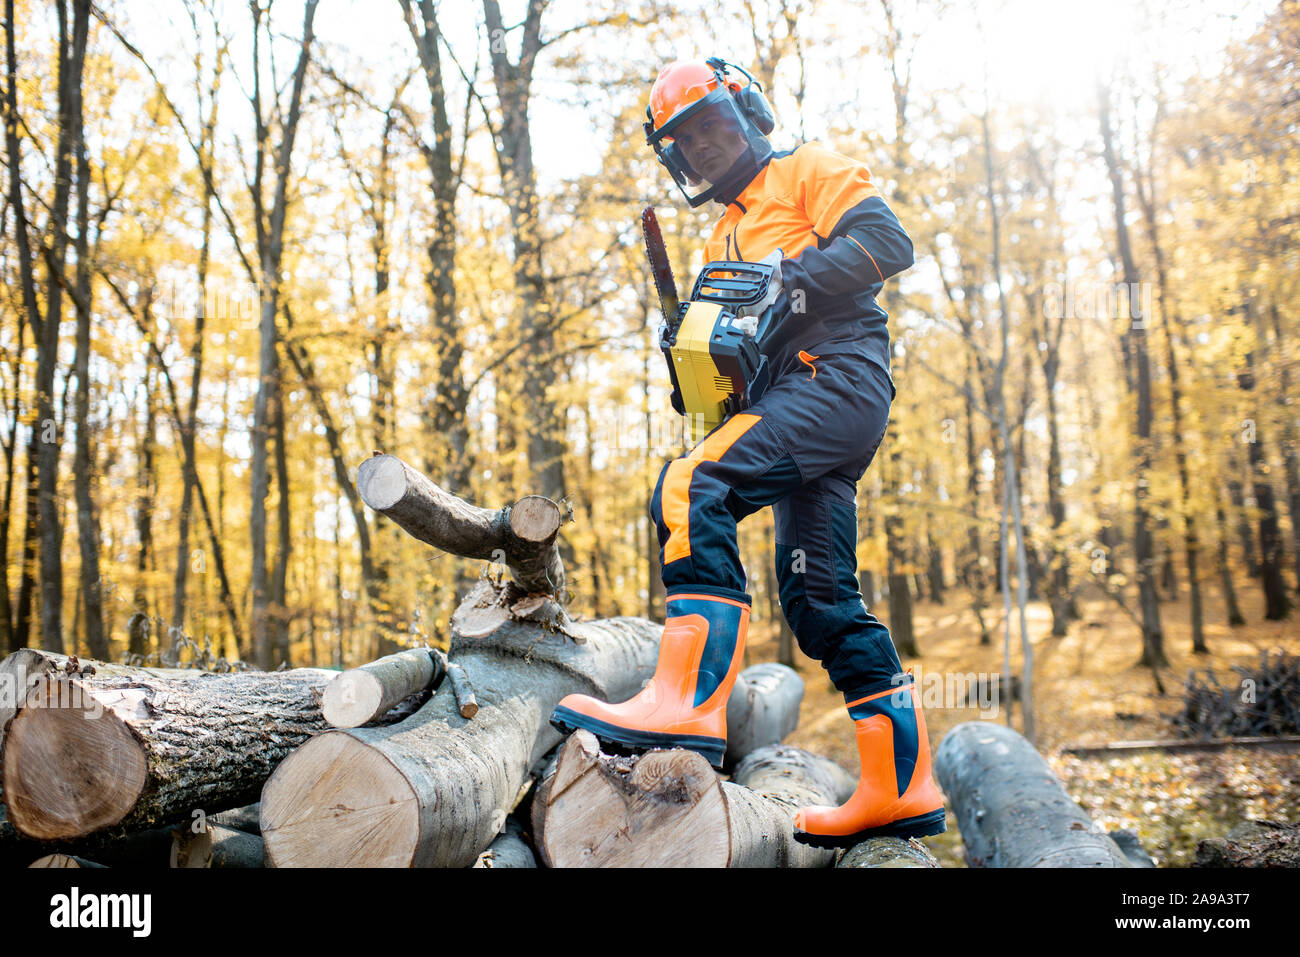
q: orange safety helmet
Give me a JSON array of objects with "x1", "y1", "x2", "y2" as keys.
[{"x1": 644, "y1": 57, "x2": 775, "y2": 207}]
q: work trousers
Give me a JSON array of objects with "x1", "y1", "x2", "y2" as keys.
[{"x1": 649, "y1": 351, "x2": 903, "y2": 693}]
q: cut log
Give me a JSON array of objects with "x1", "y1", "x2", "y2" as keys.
[
  {"x1": 533, "y1": 733, "x2": 853, "y2": 868},
  {"x1": 259, "y1": 615, "x2": 660, "y2": 867},
  {"x1": 322, "y1": 648, "x2": 441, "y2": 728},
  {"x1": 723, "y1": 662, "x2": 803, "y2": 769},
  {"x1": 357, "y1": 453, "x2": 564, "y2": 597},
  {"x1": 473, "y1": 818, "x2": 536, "y2": 868},
  {"x1": 2, "y1": 653, "x2": 336, "y2": 841},
  {"x1": 837, "y1": 836, "x2": 941, "y2": 868},
  {"x1": 171, "y1": 823, "x2": 265, "y2": 868},
  {"x1": 722, "y1": 744, "x2": 856, "y2": 868},
  {"x1": 934, "y1": 722, "x2": 1132, "y2": 867},
  {"x1": 1195, "y1": 820, "x2": 1300, "y2": 867}
]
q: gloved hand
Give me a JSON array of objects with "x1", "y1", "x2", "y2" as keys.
[{"x1": 737, "y1": 248, "x2": 783, "y2": 324}]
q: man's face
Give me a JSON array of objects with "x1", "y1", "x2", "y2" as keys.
[{"x1": 672, "y1": 103, "x2": 749, "y2": 184}]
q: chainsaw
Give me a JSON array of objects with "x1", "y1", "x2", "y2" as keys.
[{"x1": 642, "y1": 206, "x2": 783, "y2": 444}]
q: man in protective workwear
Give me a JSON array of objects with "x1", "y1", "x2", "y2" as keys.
[{"x1": 551, "y1": 58, "x2": 946, "y2": 845}]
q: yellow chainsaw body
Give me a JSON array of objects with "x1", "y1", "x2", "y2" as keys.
[{"x1": 670, "y1": 301, "x2": 734, "y2": 444}]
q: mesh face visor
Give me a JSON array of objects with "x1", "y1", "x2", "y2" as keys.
[{"x1": 646, "y1": 89, "x2": 771, "y2": 207}]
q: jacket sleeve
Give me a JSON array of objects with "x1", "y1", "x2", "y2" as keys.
[{"x1": 780, "y1": 146, "x2": 914, "y2": 305}]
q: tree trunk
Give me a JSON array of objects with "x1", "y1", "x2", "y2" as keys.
[
  {"x1": 249, "y1": 0, "x2": 318, "y2": 670},
  {"x1": 400, "y1": 0, "x2": 472, "y2": 497},
  {"x1": 1238, "y1": 350, "x2": 1293, "y2": 620},
  {"x1": 482, "y1": 0, "x2": 567, "y2": 508},
  {"x1": 1098, "y1": 80, "x2": 1166, "y2": 669},
  {"x1": 259, "y1": 611, "x2": 660, "y2": 867},
  {"x1": 1268, "y1": 305, "x2": 1300, "y2": 600},
  {"x1": 32, "y1": 0, "x2": 91, "y2": 654},
  {"x1": 1215, "y1": 484, "x2": 1247, "y2": 626},
  {"x1": 934, "y1": 722, "x2": 1133, "y2": 867},
  {"x1": 2, "y1": 652, "x2": 335, "y2": 841},
  {"x1": 70, "y1": 42, "x2": 105, "y2": 660}
]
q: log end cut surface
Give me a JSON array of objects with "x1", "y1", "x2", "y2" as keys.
[
  {"x1": 260, "y1": 731, "x2": 420, "y2": 867},
  {"x1": 355, "y1": 454, "x2": 409, "y2": 510},
  {"x1": 321, "y1": 672, "x2": 384, "y2": 728},
  {"x1": 2, "y1": 677, "x2": 147, "y2": 840},
  {"x1": 540, "y1": 732, "x2": 730, "y2": 868}
]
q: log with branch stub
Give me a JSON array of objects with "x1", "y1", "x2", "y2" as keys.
[
  {"x1": 259, "y1": 610, "x2": 660, "y2": 868},
  {"x1": 1, "y1": 650, "x2": 336, "y2": 841},
  {"x1": 934, "y1": 722, "x2": 1132, "y2": 867},
  {"x1": 322, "y1": 648, "x2": 441, "y2": 728},
  {"x1": 357, "y1": 453, "x2": 565, "y2": 600}
]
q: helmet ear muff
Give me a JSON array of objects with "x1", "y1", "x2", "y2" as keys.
[
  {"x1": 704, "y1": 56, "x2": 776, "y2": 136},
  {"x1": 735, "y1": 84, "x2": 775, "y2": 135}
]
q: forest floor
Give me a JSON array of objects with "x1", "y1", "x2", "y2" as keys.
[{"x1": 752, "y1": 579, "x2": 1300, "y2": 868}]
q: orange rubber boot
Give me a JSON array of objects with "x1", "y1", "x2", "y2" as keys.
[
  {"x1": 793, "y1": 673, "x2": 947, "y2": 846},
  {"x1": 550, "y1": 587, "x2": 749, "y2": 769}
]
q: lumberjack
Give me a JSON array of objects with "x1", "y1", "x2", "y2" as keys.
[{"x1": 552, "y1": 57, "x2": 946, "y2": 846}]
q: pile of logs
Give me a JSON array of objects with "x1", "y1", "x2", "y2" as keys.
[
  {"x1": 3, "y1": 454, "x2": 1218, "y2": 870},
  {"x1": 1, "y1": 455, "x2": 928, "y2": 869},
  {"x1": 1171, "y1": 650, "x2": 1300, "y2": 739}
]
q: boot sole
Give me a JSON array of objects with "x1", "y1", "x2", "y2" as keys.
[
  {"x1": 550, "y1": 706, "x2": 726, "y2": 769},
  {"x1": 793, "y1": 808, "x2": 948, "y2": 848}
]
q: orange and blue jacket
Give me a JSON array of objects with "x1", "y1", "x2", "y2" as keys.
[{"x1": 703, "y1": 143, "x2": 912, "y2": 385}]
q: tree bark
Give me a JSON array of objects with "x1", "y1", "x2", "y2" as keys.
[
  {"x1": 934, "y1": 722, "x2": 1132, "y2": 867},
  {"x1": 2, "y1": 651, "x2": 335, "y2": 841},
  {"x1": 259, "y1": 613, "x2": 660, "y2": 867}
]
